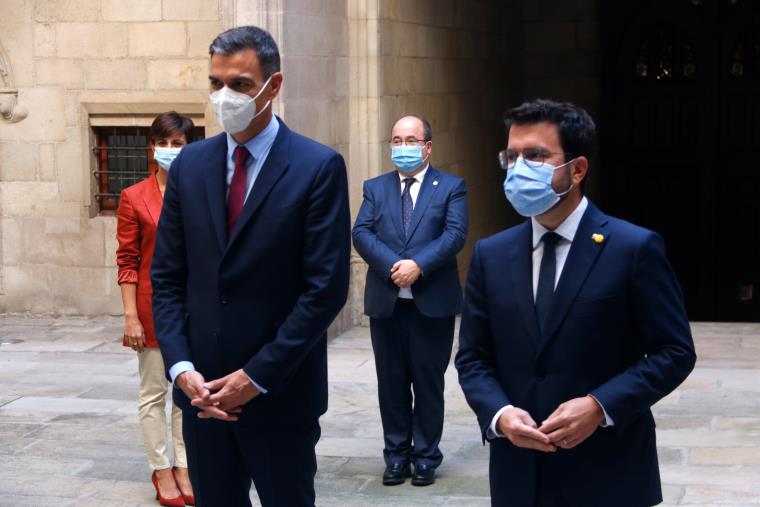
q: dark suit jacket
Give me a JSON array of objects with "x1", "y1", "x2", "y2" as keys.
[
  {"x1": 151, "y1": 117, "x2": 351, "y2": 424},
  {"x1": 455, "y1": 201, "x2": 696, "y2": 506},
  {"x1": 352, "y1": 167, "x2": 468, "y2": 318},
  {"x1": 115, "y1": 173, "x2": 163, "y2": 348}
]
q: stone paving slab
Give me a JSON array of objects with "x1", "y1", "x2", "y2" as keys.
[{"x1": 0, "y1": 316, "x2": 758, "y2": 506}]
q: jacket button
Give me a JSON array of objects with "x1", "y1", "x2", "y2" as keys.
[{"x1": 220, "y1": 295, "x2": 228, "y2": 304}]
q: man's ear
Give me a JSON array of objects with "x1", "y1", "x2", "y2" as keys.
[
  {"x1": 572, "y1": 156, "x2": 589, "y2": 185},
  {"x1": 267, "y1": 72, "x2": 284, "y2": 99}
]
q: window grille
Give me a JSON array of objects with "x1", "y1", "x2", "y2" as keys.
[{"x1": 92, "y1": 126, "x2": 204, "y2": 214}]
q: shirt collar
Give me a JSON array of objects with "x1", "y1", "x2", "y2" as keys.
[
  {"x1": 531, "y1": 196, "x2": 589, "y2": 249},
  {"x1": 225, "y1": 115, "x2": 279, "y2": 163},
  {"x1": 397, "y1": 163, "x2": 429, "y2": 184}
]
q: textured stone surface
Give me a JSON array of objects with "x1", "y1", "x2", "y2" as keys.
[
  {"x1": 102, "y1": 0, "x2": 162, "y2": 22},
  {"x1": 0, "y1": 88, "x2": 67, "y2": 142},
  {"x1": 0, "y1": 318, "x2": 758, "y2": 505},
  {"x1": 82, "y1": 59, "x2": 148, "y2": 90},
  {"x1": 55, "y1": 23, "x2": 129, "y2": 58},
  {"x1": 162, "y1": 0, "x2": 219, "y2": 21},
  {"x1": 146, "y1": 59, "x2": 208, "y2": 90},
  {"x1": 128, "y1": 22, "x2": 187, "y2": 57},
  {"x1": 187, "y1": 21, "x2": 222, "y2": 57}
]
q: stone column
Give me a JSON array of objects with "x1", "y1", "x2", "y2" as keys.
[
  {"x1": 346, "y1": 0, "x2": 383, "y2": 326},
  {"x1": 219, "y1": 0, "x2": 358, "y2": 333},
  {"x1": 218, "y1": 0, "x2": 285, "y2": 119}
]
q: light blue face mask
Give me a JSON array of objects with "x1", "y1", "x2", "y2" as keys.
[
  {"x1": 503, "y1": 156, "x2": 574, "y2": 217},
  {"x1": 391, "y1": 145, "x2": 426, "y2": 173},
  {"x1": 154, "y1": 147, "x2": 182, "y2": 171}
]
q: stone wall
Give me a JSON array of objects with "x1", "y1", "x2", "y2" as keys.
[
  {"x1": 223, "y1": 0, "x2": 353, "y2": 334},
  {"x1": 520, "y1": 0, "x2": 599, "y2": 117},
  {"x1": 229, "y1": 0, "x2": 515, "y2": 331},
  {"x1": 346, "y1": 0, "x2": 520, "y2": 328},
  {"x1": 519, "y1": 0, "x2": 601, "y2": 197},
  {"x1": 0, "y1": 0, "x2": 221, "y2": 314},
  {"x1": 0, "y1": 0, "x2": 602, "y2": 332},
  {"x1": 280, "y1": 0, "x2": 352, "y2": 333}
]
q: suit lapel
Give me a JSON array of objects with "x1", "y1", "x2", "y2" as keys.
[
  {"x1": 511, "y1": 221, "x2": 540, "y2": 347},
  {"x1": 537, "y1": 202, "x2": 610, "y2": 355},
  {"x1": 383, "y1": 172, "x2": 405, "y2": 240},
  {"x1": 203, "y1": 133, "x2": 229, "y2": 253},
  {"x1": 143, "y1": 173, "x2": 163, "y2": 225},
  {"x1": 405, "y1": 167, "x2": 439, "y2": 243},
  {"x1": 226, "y1": 118, "x2": 291, "y2": 250}
]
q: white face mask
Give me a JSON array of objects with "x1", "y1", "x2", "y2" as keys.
[{"x1": 210, "y1": 75, "x2": 273, "y2": 134}]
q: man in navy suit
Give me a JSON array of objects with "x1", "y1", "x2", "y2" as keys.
[
  {"x1": 352, "y1": 115, "x2": 468, "y2": 486},
  {"x1": 456, "y1": 99, "x2": 696, "y2": 506},
  {"x1": 151, "y1": 26, "x2": 350, "y2": 506}
]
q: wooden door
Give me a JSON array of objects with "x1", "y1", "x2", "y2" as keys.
[{"x1": 601, "y1": 0, "x2": 759, "y2": 321}]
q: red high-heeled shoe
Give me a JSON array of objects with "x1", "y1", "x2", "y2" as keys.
[
  {"x1": 151, "y1": 471, "x2": 185, "y2": 507},
  {"x1": 172, "y1": 467, "x2": 195, "y2": 506}
]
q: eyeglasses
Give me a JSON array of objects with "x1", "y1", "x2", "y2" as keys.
[
  {"x1": 390, "y1": 137, "x2": 430, "y2": 147},
  {"x1": 498, "y1": 149, "x2": 571, "y2": 170}
]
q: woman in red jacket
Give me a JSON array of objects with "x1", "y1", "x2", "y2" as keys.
[{"x1": 116, "y1": 112, "x2": 195, "y2": 507}]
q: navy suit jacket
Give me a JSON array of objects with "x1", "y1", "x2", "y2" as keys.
[
  {"x1": 455, "y1": 201, "x2": 696, "y2": 506},
  {"x1": 151, "y1": 118, "x2": 351, "y2": 424},
  {"x1": 352, "y1": 167, "x2": 468, "y2": 318}
]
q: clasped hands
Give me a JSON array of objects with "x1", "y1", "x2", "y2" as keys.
[
  {"x1": 497, "y1": 396, "x2": 605, "y2": 452},
  {"x1": 390, "y1": 259, "x2": 421, "y2": 288},
  {"x1": 176, "y1": 369, "x2": 261, "y2": 421}
]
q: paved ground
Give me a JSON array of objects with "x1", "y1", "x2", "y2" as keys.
[{"x1": 0, "y1": 316, "x2": 758, "y2": 506}]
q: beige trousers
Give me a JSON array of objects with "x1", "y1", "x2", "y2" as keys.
[{"x1": 137, "y1": 348, "x2": 187, "y2": 470}]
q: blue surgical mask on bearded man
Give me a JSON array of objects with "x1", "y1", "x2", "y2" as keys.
[{"x1": 503, "y1": 156, "x2": 575, "y2": 217}]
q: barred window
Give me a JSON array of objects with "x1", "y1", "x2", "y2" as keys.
[{"x1": 92, "y1": 126, "x2": 204, "y2": 214}]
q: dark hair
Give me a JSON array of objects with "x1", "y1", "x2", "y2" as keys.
[
  {"x1": 503, "y1": 99, "x2": 595, "y2": 165},
  {"x1": 209, "y1": 26, "x2": 281, "y2": 79},
  {"x1": 396, "y1": 114, "x2": 433, "y2": 141},
  {"x1": 150, "y1": 111, "x2": 195, "y2": 143}
]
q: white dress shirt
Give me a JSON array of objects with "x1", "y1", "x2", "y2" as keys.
[
  {"x1": 168, "y1": 116, "x2": 280, "y2": 392},
  {"x1": 397, "y1": 165, "x2": 428, "y2": 299},
  {"x1": 488, "y1": 197, "x2": 613, "y2": 438}
]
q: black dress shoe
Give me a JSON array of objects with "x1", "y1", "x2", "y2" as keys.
[
  {"x1": 382, "y1": 462, "x2": 411, "y2": 485},
  {"x1": 411, "y1": 463, "x2": 435, "y2": 486}
]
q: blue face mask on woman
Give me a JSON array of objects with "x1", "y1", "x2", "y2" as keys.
[
  {"x1": 154, "y1": 147, "x2": 182, "y2": 171},
  {"x1": 503, "y1": 156, "x2": 575, "y2": 217},
  {"x1": 391, "y1": 145, "x2": 426, "y2": 173}
]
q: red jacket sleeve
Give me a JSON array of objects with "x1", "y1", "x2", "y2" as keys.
[{"x1": 116, "y1": 190, "x2": 141, "y2": 285}]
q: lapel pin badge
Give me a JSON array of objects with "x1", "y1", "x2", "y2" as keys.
[{"x1": 591, "y1": 233, "x2": 604, "y2": 244}]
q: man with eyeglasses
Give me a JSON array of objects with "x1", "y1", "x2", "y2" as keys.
[
  {"x1": 456, "y1": 99, "x2": 696, "y2": 506},
  {"x1": 353, "y1": 114, "x2": 468, "y2": 487}
]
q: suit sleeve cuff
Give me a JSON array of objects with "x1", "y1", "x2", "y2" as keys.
[
  {"x1": 487, "y1": 405, "x2": 513, "y2": 439},
  {"x1": 588, "y1": 394, "x2": 615, "y2": 427},
  {"x1": 244, "y1": 372, "x2": 268, "y2": 394},
  {"x1": 169, "y1": 361, "x2": 195, "y2": 384}
]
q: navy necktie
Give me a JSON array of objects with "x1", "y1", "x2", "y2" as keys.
[
  {"x1": 401, "y1": 177, "x2": 415, "y2": 238},
  {"x1": 535, "y1": 231, "x2": 562, "y2": 334}
]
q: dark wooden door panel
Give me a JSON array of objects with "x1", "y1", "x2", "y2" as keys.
[{"x1": 602, "y1": 0, "x2": 759, "y2": 321}]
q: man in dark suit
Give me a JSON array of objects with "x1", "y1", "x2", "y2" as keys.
[
  {"x1": 455, "y1": 99, "x2": 696, "y2": 506},
  {"x1": 151, "y1": 26, "x2": 350, "y2": 507},
  {"x1": 352, "y1": 115, "x2": 468, "y2": 486}
]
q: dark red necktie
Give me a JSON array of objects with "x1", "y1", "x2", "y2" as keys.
[{"x1": 227, "y1": 145, "x2": 250, "y2": 234}]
